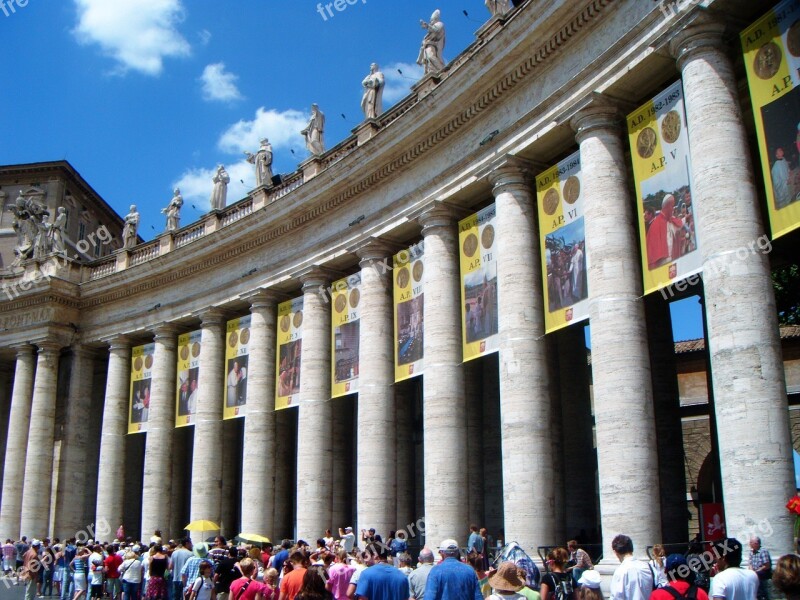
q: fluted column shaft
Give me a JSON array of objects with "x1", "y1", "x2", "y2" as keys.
[
  {"x1": 671, "y1": 17, "x2": 794, "y2": 555},
  {"x1": 571, "y1": 102, "x2": 660, "y2": 561},
  {"x1": 356, "y1": 242, "x2": 396, "y2": 537},
  {"x1": 20, "y1": 342, "x2": 62, "y2": 537},
  {"x1": 190, "y1": 310, "x2": 226, "y2": 538},
  {"x1": 241, "y1": 292, "x2": 278, "y2": 537},
  {"x1": 417, "y1": 204, "x2": 467, "y2": 545},
  {"x1": 0, "y1": 346, "x2": 36, "y2": 539},
  {"x1": 296, "y1": 270, "x2": 333, "y2": 540},
  {"x1": 491, "y1": 162, "x2": 555, "y2": 552},
  {"x1": 142, "y1": 324, "x2": 177, "y2": 538}
]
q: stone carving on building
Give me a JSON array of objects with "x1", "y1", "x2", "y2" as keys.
[
  {"x1": 417, "y1": 10, "x2": 446, "y2": 75},
  {"x1": 122, "y1": 205, "x2": 140, "y2": 249},
  {"x1": 162, "y1": 188, "x2": 183, "y2": 232},
  {"x1": 49, "y1": 207, "x2": 67, "y2": 255},
  {"x1": 245, "y1": 139, "x2": 274, "y2": 188},
  {"x1": 301, "y1": 104, "x2": 326, "y2": 155},
  {"x1": 210, "y1": 165, "x2": 230, "y2": 210},
  {"x1": 7, "y1": 189, "x2": 58, "y2": 265},
  {"x1": 485, "y1": 0, "x2": 511, "y2": 17},
  {"x1": 361, "y1": 63, "x2": 385, "y2": 120}
]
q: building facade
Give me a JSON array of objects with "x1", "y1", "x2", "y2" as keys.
[{"x1": 0, "y1": 0, "x2": 797, "y2": 573}]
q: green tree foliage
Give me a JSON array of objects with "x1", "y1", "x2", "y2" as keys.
[{"x1": 773, "y1": 264, "x2": 800, "y2": 325}]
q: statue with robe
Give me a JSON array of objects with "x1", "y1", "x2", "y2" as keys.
[
  {"x1": 417, "y1": 10, "x2": 446, "y2": 75},
  {"x1": 210, "y1": 165, "x2": 230, "y2": 210},
  {"x1": 122, "y1": 205, "x2": 140, "y2": 249},
  {"x1": 301, "y1": 104, "x2": 326, "y2": 155},
  {"x1": 361, "y1": 63, "x2": 385, "y2": 120},
  {"x1": 162, "y1": 188, "x2": 183, "y2": 231},
  {"x1": 245, "y1": 139, "x2": 274, "y2": 187}
]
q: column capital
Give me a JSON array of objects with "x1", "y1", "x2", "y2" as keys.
[
  {"x1": 294, "y1": 266, "x2": 340, "y2": 293},
  {"x1": 351, "y1": 237, "x2": 402, "y2": 266},
  {"x1": 567, "y1": 92, "x2": 630, "y2": 143},
  {"x1": 409, "y1": 201, "x2": 469, "y2": 237},
  {"x1": 482, "y1": 155, "x2": 542, "y2": 197},
  {"x1": 104, "y1": 335, "x2": 130, "y2": 352},
  {"x1": 12, "y1": 344, "x2": 36, "y2": 358},
  {"x1": 36, "y1": 340, "x2": 63, "y2": 355},
  {"x1": 195, "y1": 308, "x2": 228, "y2": 328},
  {"x1": 243, "y1": 289, "x2": 282, "y2": 311},
  {"x1": 668, "y1": 12, "x2": 727, "y2": 71},
  {"x1": 70, "y1": 344, "x2": 99, "y2": 361},
  {"x1": 152, "y1": 322, "x2": 178, "y2": 346}
]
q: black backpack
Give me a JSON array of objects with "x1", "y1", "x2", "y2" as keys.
[
  {"x1": 549, "y1": 572, "x2": 574, "y2": 600},
  {"x1": 661, "y1": 586, "x2": 699, "y2": 600}
]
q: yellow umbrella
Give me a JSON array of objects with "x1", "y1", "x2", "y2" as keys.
[
  {"x1": 184, "y1": 520, "x2": 221, "y2": 531},
  {"x1": 238, "y1": 533, "x2": 271, "y2": 544}
]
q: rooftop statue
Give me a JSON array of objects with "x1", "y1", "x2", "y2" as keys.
[
  {"x1": 122, "y1": 205, "x2": 140, "y2": 249},
  {"x1": 361, "y1": 63, "x2": 385, "y2": 120},
  {"x1": 485, "y1": 0, "x2": 511, "y2": 17},
  {"x1": 302, "y1": 104, "x2": 326, "y2": 155},
  {"x1": 162, "y1": 188, "x2": 183, "y2": 232},
  {"x1": 417, "y1": 9, "x2": 446, "y2": 75},
  {"x1": 210, "y1": 164, "x2": 230, "y2": 210},
  {"x1": 245, "y1": 139, "x2": 274, "y2": 188}
]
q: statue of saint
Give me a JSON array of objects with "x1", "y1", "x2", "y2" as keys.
[
  {"x1": 485, "y1": 0, "x2": 511, "y2": 17},
  {"x1": 245, "y1": 139, "x2": 274, "y2": 187},
  {"x1": 301, "y1": 104, "x2": 326, "y2": 155},
  {"x1": 417, "y1": 10, "x2": 446, "y2": 75},
  {"x1": 122, "y1": 205, "x2": 140, "y2": 249},
  {"x1": 361, "y1": 63, "x2": 385, "y2": 120},
  {"x1": 48, "y1": 207, "x2": 67, "y2": 255},
  {"x1": 210, "y1": 165, "x2": 230, "y2": 210},
  {"x1": 162, "y1": 188, "x2": 183, "y2": 232}
]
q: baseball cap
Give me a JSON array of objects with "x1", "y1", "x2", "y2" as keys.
[
  {"x1": 438, "y1": 539, "x2": 459, "y2": 553},
  {"x1": 666, "y1": 553, "x2": 688, "y2": 574},
  {"x1": 345, "y1": 527, "x2": 353, "y2": 532},
  {"x1": 31, "y1": 540, "x2": 41, "y2": 547}
]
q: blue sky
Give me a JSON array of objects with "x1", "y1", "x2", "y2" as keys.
[{"x1": 1, "y1": 0, "x2": 705, "y2": 341}]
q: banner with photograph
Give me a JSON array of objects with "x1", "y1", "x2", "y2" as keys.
[
  {"x1": 223, "y1": 315, "x2": 250, "y2": 420},
  {"x1": 459, "y1": 205, "x2": 499, "y2": 362},
  {"x1": 128, "y1": 343, "x2": 154, "y2": 434},
  {"x1": 331, "y1": 273, "x2": 361, "y2": 398},
  {"x1": 275, "y1": 296, "x2": 303, "y2": 410},
  {"x1": 393, "y1": 242, "x2": 425, "y2": 382},
  {"x1": 628, "y1": 79, "x2": 700, "y2": 294},
  {"x1": 742, "y1": 0, "x2": 800, "y2": 239},
  {"x1": 175, "y1": 330, "x2": 201, "y2": 428},
  {"x1": 536, "y1": 150, "x2": 589, "y2": 333}
]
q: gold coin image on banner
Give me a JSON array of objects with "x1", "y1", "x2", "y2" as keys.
[
  {"x1": 144, "y1": 354, "x2": 153, "y2": 369},
  {"x1": 788, "y1": 20, "x2": 800, "y2": 57},
  {"x1": 754, "y1": 41, "x2": 782, "y2": 80},
  {"x1": 349, "y1": 288, "x2": 360, "y2": 308},
  {"x1": 412, "y1": 261, "x2": 424, "y2": 282},
  {"x1": 463, "y1": 233, "x2": 479, "y2": 257},
  {"x1": 543, "y1": 188, "x2": 560, "y2": 215},
  {"x1": 334, "y1": 294, "x2": 347, "y2": 313},
  {"x1": 481, "y1": 224, "x2": 495, "y2": 249},
  {"x1": 637, "y1": 127, "x2": 657, "y2": 158},
  {"x1": 563, "y1": 176, "x2": 581, "y2": 204},
  {"x1": 240, "y1": 328, "x2": 250, "y2": 345},
  {"x1": 293, "y1": 311, "x2": 303, "y2": 328},
  {"x1": 191, "y1": 342, "x2": 201, "y2": 358},
  {"x1": 280, "y1": 315, "x2": 290, "y2": 332},
  {"x1": 134, "y1": 357, "x2": 143, "y2": 371},
  {"x1": 396, "y1": 267, "x2": 410, "y2": 288},
  {"x1": 180, "y1": 346, "x2": 189, "y2": 361},
  {"x1": 228, "y1": 331, "x2": 239, "y2": 347},
  {"x1": 661, "y1": 110, "x2": 682, "y2": 144}
]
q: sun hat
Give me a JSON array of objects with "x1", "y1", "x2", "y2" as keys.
[
  {"x1": 578, "y1": 570, "x2": 602, "y2": 589},
  {"x1": 488, "y1": 561, "x2": 525, "y2": 592}
]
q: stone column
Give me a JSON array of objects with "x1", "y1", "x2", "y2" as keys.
[
  {"x1": 96, "y1": 337, "x2": 131, "y2": 535},
  {"x1": 571, "y1": 97, "x2": 661, "y2": 562},
  {"x1": 54, "y1": 347, "x2": 96, "y2": 537},
  {"x1": 415, "y1": 203, "x2": 467, "y2": 545},
  {"x1": 671, "y1": 16, "x2": 795, "y2": 555},
  {"x1": 190, "y1": 309, "x2": 226, "y2": 537},
  {"x1": 20, "y1": 341, "x2": 62, "y2": 537},
  {"x1": 489, "y1": 158, "x2": 555, "y2": 553},
  {"x1": 241, "y1": 291, "x2": 278, "y2": 537},
  {"x1": 355, "y1": 240, "x2": 397, "y2": 537},
  {"x1": 141, "y1": 324, "x2": 177, "y2": 539},
  {"x1": 0, "y1": 365, "x2": 12, "y2": 508},
  {"x1": 0, "y1": 345, "x2": 36, "y2": 539},
  {"x1": 295, "y1": 268, "x2": 333, "y2": 541}
]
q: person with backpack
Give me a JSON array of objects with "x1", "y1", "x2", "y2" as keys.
[
  {"x1": 610, "y1": 535, "x2": 653, "y2": 600},
  {"x1": 649, "y1": 554, "x2": 709, "y2": 600},
  {"x1": 540, "y1": 548, "x2": 574, "y2": 600}
]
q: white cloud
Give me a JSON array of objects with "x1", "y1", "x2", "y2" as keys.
[
  {"x1": 382, "y1": 62, "x2": 424, "y2": 104},
  {"x1": 200, "y1": 63, "x2": 242, "y2": 102},
  {"x1": 218, "y1": 107, "x2": 309, "y2": 153},
  {"x1": 72, "y1": 0, "x2": 190, "y2": 76},
  {"x1": 173, "y1": 160, "x2": 254, "y2": 209}
]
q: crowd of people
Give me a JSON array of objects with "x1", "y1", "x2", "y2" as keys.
[{"x1": 2, "y1": 528, "x2": 799, "y2": 600}]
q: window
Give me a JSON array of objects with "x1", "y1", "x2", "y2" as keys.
[{"x1": 78, "y1": 222, "x2": 85, "y2": 241}]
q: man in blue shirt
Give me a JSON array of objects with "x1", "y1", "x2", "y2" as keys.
[
  {"x1": 467, "y1": 526, "x2": 484, "y2": 556},
  {"x1": 424, "y1": 539, "x2": 482, "y2": 600},
  {"x1": 270, "y1": 540, "x2": 292, "y2": 574},
  {"x1": 355, "y1": 544, "x2": 409, "y2": 600}
]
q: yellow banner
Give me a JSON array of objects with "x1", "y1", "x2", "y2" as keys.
[
  {"x1": 331, "y1": 273, "x2": 361, "y2": 398},
  {"x1": 393, "y1": 242, "x2": 425, "y2": 382},
  {"x1": 223, "y1": 315, "x2": 250, "y2": 420},
  {"x1": 275, "y1": 297, "x2": 303, "y2": 410},
  {"x1": 128, "y1": 343, "x2": 154, "y2": 434},
  {"x1": 536, "y1": 150, "x2": 588, "y2": 333},
  {"x1": 459, "y1": 205, "x2": 498, "y2": 361},
  {"x1": 742, "y1": 0, "x2": 800, "y2": 238},
  {"x1": 628, "y1": 80, "x2": 700, "y2": 294},
  {"x1": 175, "y1": 330, "x2": 201, "y2": 428}
]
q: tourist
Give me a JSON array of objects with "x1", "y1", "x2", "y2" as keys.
[
  {"x1": 208, "y1": 537, "x2": 229, "y2": 565},
  {"x1": 170, "y1": 539, "x2": 193, "y2": 600},
  {"x1": 576, "y1": 572, "x2": 603, "y2": 600},
  {"x1": 71, "y1": 548, "x2": 91, "y2": 600},
  {"x1": 3, "y1": 538, "x2": 16, "y2": 574},
  {"x1": 649, "y1": 554, "x2": 708, "y2": 600},
  {"x1": 566, "y1": 541, "x2": 593, "y2": 587},
  {"x1": 278, "y1": 551, "x2": 308, "y2": 600},
  {"x1": 326, "y1": 549, "x2": 354, "y2": 600},
  {"x1": 468, "y1": 526, "x2": 485, "y2": 557},
  {"x1": 772, "y1": 554, "x2": 800, "y2": 600},
  {"x1": 424, "y1": 539, "x2": 483, "y2": 600},
  {"x1": 215, "y1": 547, "x2": 240, "y2": 600},
  {"x1": 53, "y1": 544, "x2": 65, "y2": 598},
  {"x1": 540, "y1": 548, "x2": 573, "y2": 600},
  {"x1": 270, "y1": 541, "x2": 292, "y2": 574},
  {"x1": 487, "y1": 562, "x2": 527, "y2": 600},
  {"x1": 397, "y1": 554, "x2": 414, "y2": 577},
  {"x1": 610, "y1": 535, "x2": 653, "y2": 600},
  {"x1": 338, "y1": 529, "x2": 356, "y2": 554},
  {"x1": 181, "y1": 544, "x2": 210, "y2": 595},
  {"x1": 42, "y1": 541, "x2": 56, "y2": 598},
  {"x1": 119, "y1": 549, "x2": 143, "y2": 600},
  {"x1": 16, "y1": 536, "x2": 30, "y2": 585},
  {"x1": 408, "y1": 548, "x2": 435, "y2": 600},
  {"x1": 105, "y1": 544, "x2": 123, "y2": 600},
  {"x1": 390, "y1": 533, "x2": 408, "y2": 568},
  {"x1": 146, "y1": 545, "x2": 169, "y2": 600},
  {"x1": 649, "y1": 545, "x2": 667, "y2": 589},
  {"x1": 708, "y1": 538, "x2": 758, "y2": 600},
  {"x1": 187, "y1": 562, "x2": 215, "y2": 600},
  {"x1": 748, "y1": 537, "x2": 772, "y2": 600},
  {"x1": 354, "y1": 544, "x2": 408, "y2": 600},
  {"x1": 22, "y1": 540, "x2": 41, "y2": 600},
  {"x1": 229, "y1": 558, "x2": 268, "y2": 600},
  {"x1": 518, "y1": 566, "x2": 542, "y2": 600},
  {"x1": 263, "y1": 569, "x2": 278, "y2": 598},
  {"x1": 323, "y1": 531, "x2": 334, "y2": 550},
  {"x1": 345, "y1": 551, "x2": 369, "y2": 600},
  {"x1": 62, "y1": 539, "x2": 77, "y2": 600},
  {"x1": 468, "y1": 553, "x2": 490, "y2": 598},
  {"x1": 295, "y1": 565, "x2": 333, "y2": 600}
]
